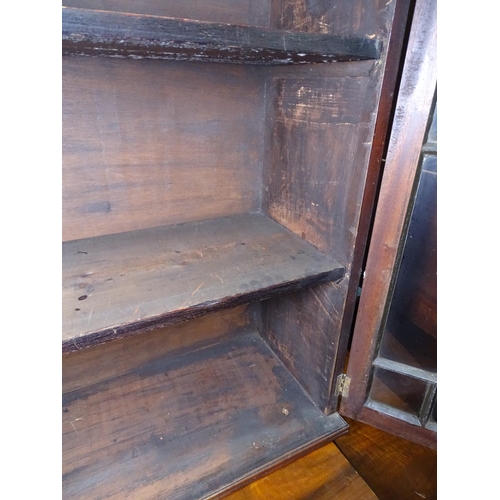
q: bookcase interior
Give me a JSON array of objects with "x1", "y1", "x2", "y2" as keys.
[{"x1": 62, "y1": 0, "x2": 396, "y2": 497}]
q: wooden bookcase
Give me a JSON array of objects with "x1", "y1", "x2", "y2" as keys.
[{"x1": 62, "y1": 0, "x2": 435, "y2": 497}]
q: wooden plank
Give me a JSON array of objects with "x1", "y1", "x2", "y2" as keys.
[
  {"x1": 226, "y1": 442, "x2": 377, "y2": 500},
  {"x1": 270, "y1": 0, "x2": 384, "y2": 37},
  {"x1": 62, "y1": 56, "x2": 265, "y2": 242},
  {"x1": 63, "y1": 0, "x2": 272, "y2": 27},
  {"x1": 340, "y1": 0, "x2": 437, "y2": 448},
  {"x1": 62, "y1": 7, "x2": 381, "y2": 64},
  {"x1": 260, "y1": 72, "x2": 384, "y2": 411},
  {"x1": 63, "y1": 305, "x2": 253, "y2": 394},
  {"x1": 62, "y1": 330, "x2": 349, "y2": 500},
  {"x1": 335, "y1": 417, "x2": 437, "y2": 499},
  {"x1": 259, "y1": 0, "x2": 402, "y2": 413},
  {"x1": 62, "y1": 212, "x2": 344, "y2": 352}
]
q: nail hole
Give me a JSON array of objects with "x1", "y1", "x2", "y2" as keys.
[
  {"x1": 78, "y1": 295, "x2": 88, "y2": 301},
  {"x1": 75, "y1": 308, "x2": 80, "y2": 311}
]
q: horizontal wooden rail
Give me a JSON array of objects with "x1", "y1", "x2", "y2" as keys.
[{"x1": 62, "y1": 7, "x2": 382, "y2": 64}]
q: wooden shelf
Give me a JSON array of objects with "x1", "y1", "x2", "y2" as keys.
[
  {"x1": 63, "y1": 212, "x2": 344, "y2": 352},
  {"x1": 62, "y1": 7, "x2": 381, "y2": 65},
  {"x1": 63, "y1": 329, "x2": 348, "y2": 499}
]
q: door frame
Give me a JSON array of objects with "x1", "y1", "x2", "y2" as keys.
[{"x1": 340, "y1": 0, "x2": 437, "y2": 449}]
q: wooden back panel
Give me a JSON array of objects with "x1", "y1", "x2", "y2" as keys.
[
  {"x1": 63, "y1": 0, "x2": 271, "y2": 27},
  {"x1": 62, "y1": 57, "x2": 266, "y2": 241}
]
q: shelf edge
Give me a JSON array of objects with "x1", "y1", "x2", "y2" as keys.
[
  {"x1": 63, "y1": 267, "x2": 344, "y2": 353},
  {"x1": 62, "y1": 7, "x2": 382, "y2": 65}
]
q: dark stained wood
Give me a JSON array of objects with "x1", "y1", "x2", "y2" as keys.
[
  {"x1": 62, "y1": 56, "x2": 265, "y2": 242},
  {"x1": 326, "y1": 0, "x2": 413, "y2": 413},
  {"x1": 340, "y1": 0, "x2": 437, "y2": 447},
  {"x1": 259, "y1": 0, "x2": 400, "y2": 412},
  {"x1": 378, "y1": 153, "x2": 437, "y2": 369},
  {"x1": 270, "y1": 0, "x2": 383, "y2": 37},
  {"x1": 63, "y1": 305, "x2": 253, "y2": 393},
  {"x1": 62, "y1": 212, "x2": 345, "y2": 353},
  {"x1": 62, "y1": 330, "x2": 349, "y2": 500},
  {"x1": 64, "y1": 0, "x2": 272, "y2": 27},
  {"x1": 227, "y1": 442, "x2": 377, "y2": 500},
  {"x1": 335, "y1": 417, "x2": 437, "y2": 499},
  {"x1": 62, "y1": 7, "x2": 381, "y2": 65}
]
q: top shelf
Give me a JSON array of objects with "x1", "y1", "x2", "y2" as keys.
[{"x1": 62, "y1": 7, "x2": 382, "y2": 65}]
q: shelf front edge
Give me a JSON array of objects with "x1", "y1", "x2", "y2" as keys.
[{"x1": 62, "y1": 7, "x2": 382, "y2": 65}]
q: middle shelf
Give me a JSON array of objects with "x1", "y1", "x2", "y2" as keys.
[{"x1": 63, "y1": 212, "x2": 345, "y2": 352}]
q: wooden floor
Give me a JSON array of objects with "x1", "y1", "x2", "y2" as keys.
[
  {"x1": 226, "y1": 441, "x2": 377, "y2": 500},
  {"x1": 335, "y1": 418, "x2": 437, "y2": 500},
  {"x1": 228, "y1": 417, "x2": 437, "y2": 500}
]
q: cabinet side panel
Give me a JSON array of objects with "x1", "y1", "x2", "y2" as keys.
[
  {"x1": 261, "y1": 1, "x2": 398, "y2": 411},
  {"x1": 270, "y1": 0, "x2": 381, "y2": 36},
  {"x1": 62, "y1": 57, "x2": 265, "y2": 241},
  {"x1": 261, "y1": 75, "x2": 375, "y2": 411},
  {"x1": 63, "y1": 0, "x2": 271, "y2": 27}
]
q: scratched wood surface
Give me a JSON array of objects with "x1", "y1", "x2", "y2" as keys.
[
  {"x1": 62, "y1": 56, "x2": 265, "y2": 242},
  {"x1": 335, "y1": 417, "x2": 437, "y2": 500},
  {"x1": 270, "y1": 0, "x2": 384, "y2": 36},
  {"x1": 227, "y1": 442, "x2": 377, "y2": 500},
  {"x1": 63, "y1": 8, "x2": 381, "y2": 64},
  {"x1": 62, "y1": 329, "x2": 348, "y2": 500},
  {"x1": 63, "y1": 0, "x2": 272, "y2": 27},
  {"x1": 258, "y1": 0, "x2": 401, "y2": 413},
  {"x1": 62, "y1": 212, "x2": 344, "y2": 352},
  {"x1": 341, "y1": 0, "x2": 437, "y2": 448},
  {"x1": 260, "y1": 57, "x2": 387, "y2": 412}
]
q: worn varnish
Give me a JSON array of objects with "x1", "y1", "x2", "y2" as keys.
[
  {"x1": 335, "y1": 417, "x2": 437, "y2": 500},
  {"x1": 227, "y1": 442, "x2": 377, "y2": 500},
  {"x1": 62, "y1": 329, "x2": 348, "y2": 500},
  {"x1": 62, "y1": 56, "x2": 265, "y2": 242},
  {"x1": 63, "y1": 7, "x2": 381, "y2": 65},
  {"x1": 341, "y1": 0, "x2": 437, "y2": 448},
  {"x1": 254, "y1": 0, "x2": 402, "y2": 413},
  {"x1": 62, "y1": 213, "x2": 344, "y2": 352},
  {"x1": 61, "y1": 0, "x2": 421, "y2": 494},
  {"x1": 260, "y1": 66, "x2": 388, "y2": 411},
  {"x1": 63, "y1": 0, "x2": 272, "y2": 27}
]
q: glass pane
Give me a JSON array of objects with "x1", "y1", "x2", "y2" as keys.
[
  {"x1": 426, "y1": 101, "x2": 437, "y2": 144},
  {"x1": 378, "y1": 153, "x2": 437, "y2": 372},
  {"x1": 368, "y1": 367, "x2": 427, "y2": 416},
  {"x1": 430, "y1": 395, "x2": 437, "y2": 423}
]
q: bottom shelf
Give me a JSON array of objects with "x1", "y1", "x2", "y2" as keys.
[{"x1": 62, "y1": 328, "x2": 348, "y2": 499}]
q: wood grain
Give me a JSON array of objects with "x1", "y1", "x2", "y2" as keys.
[
  {"x1": 226, "y1": 442, "x2": 377, "y2": 500},
  {"x1": 63, "y1": 305, "x2": 252, "y2": 393},
  {"x1": 341, "y1": 0, "x2": 437, "y2": 448},
  {"x1": 271, "y1": 0, "x2": 384, "y2": 37},
  {"x1": 63, "y1": 0, "x2": 272, "y2": 27},
  {"x1": 257, "y1": 0, "x2": 402, "y2": 413},
  {"x1": 62, "y1": 330, "x2": 348, "y2": 500},
  {"x1": 326, "y1": 0, "x2": 414, "y2": 413},
  {"x1": 335, "y1": 417, "x2": 437, "y2": 500},
  {"x1": 62, "y1": 56, "x2": 265, "y2": 241},
  {"x1": 62, "y1": 213, "x2": 344, "y2": 352},
  {"x1": 260, "y1": 71, "x2": 386, "y2": 411},
  {"x1": 62, "y1": 7, "x2": 381, "y2": 65}
]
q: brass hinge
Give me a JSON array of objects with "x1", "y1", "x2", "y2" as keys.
[{"x1": 335, "y1": 374, "x2": 351, "y2": 398}]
